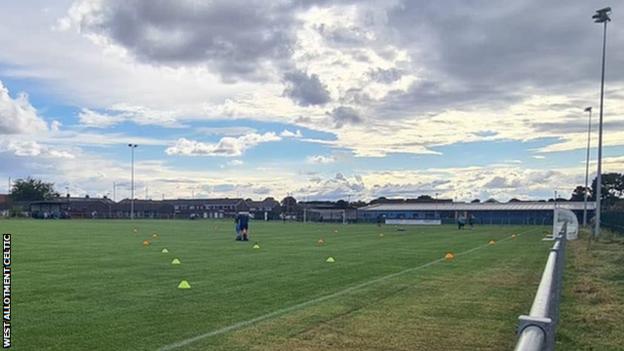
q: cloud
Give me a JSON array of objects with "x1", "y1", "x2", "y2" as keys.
[
  {"x1": 328, "y1": 106, "x2": 363, "y2": 128},
  {"x1": 283, "y1": 70, "x2": 331, "y2": 106},
  {"x1": 165, "y1": 132, "x2": 281, "y2": 157},
  {"x1": 1, "y1": 140, "x2": 75, "y2": 159},
  {"x1": 280, "y1": 129, "x2": 303, "y2": 138},
  {"x1": 227, "y1": 159, "x2": 244, "y2": 166},
  {"x1": 307, "y1": 155, "x2": 336, "y2": 164},
  {"x1": 78, "y1": 108, "x2": 124, "y2": 128},
  {"x1": 61, "y1": 0, "x2": 301, "y2": 81},
  {"x1": 0, "y1": 80, "x2": 48, "y2": 135}
]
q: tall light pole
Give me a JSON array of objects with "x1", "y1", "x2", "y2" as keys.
[
  {"x1": 592, "y1": 7, "x2": 611, "y2": 237},
  {"x1": 582, "y1": 106, "x2": 592, "y2": 227},
  {"x1": 128, "y1": 144, "x2": 138, "y2": 219}
]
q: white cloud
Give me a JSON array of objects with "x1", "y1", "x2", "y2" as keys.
[
  {"x1": 227, "y1": 159, "x2": 244, "y2": 166},
  {"x1": 280, "y1": 129, "x2": 303, "y2": 138},
  {"x1": 165, "y1": 132, "x2": 281, "y2": 157},
  {"x1": 307, "y1": 155, "x2": 336, "y2": 164},
  {"x1": 78, "y1": 108, "x2": 124, "y2": 128},
  {"x1": 0, "y1": 80, "x2": 48, "y2": 135},
  {"x1": 1, "y1": 140, "x2": 75, "y2": 159}
]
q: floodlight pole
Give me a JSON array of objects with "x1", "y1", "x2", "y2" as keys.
[
  {"x1": 583, "y1": 107, "x2": 592, "y2": 227},
  {"x1": 128, "y1": 144, "x2": 138, "y2": 219},
  {"x1": 593, "y1": 7, "x2": 611, "y2": 237}
]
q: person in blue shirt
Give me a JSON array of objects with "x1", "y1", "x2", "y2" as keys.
[{"x1": 235, "y1": 212, "x2": 250, "y2": 241}]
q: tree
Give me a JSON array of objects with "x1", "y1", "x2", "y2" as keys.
[
  {"x1": 335, "y1": 199, "x2": 348, "y2": 209},
  {"x1": 471, "y1": 199, "x2": 481, "y2": 203},
  {"x1": 591, "y1": 173, "x2": 624, "y2": 208},
  {"x1": 416, "y1": 195, "x2": 434, "y2": 201},
  {"x1": 9, "y1": 178, "x2": 59, "y2": 202},
  {"x1": 570, "y1": 185, "x2": 590, "y2": 201},
  {"x1": 508, "y1": 198, "x2": 522, "y2": 202},
  {"x1": 281, "y1": 196, "x2": 298, "y2": 216}
]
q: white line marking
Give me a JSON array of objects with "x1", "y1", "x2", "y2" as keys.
[{"x1": 157, "y1": 229, "x2": 537, "y2": 350}]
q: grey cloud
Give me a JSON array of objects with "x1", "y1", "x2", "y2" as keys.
[
  {"x1": 283, "y1": 70, "x2": 331, "y2": 106},
  {"x1": 386, "y1": 1, "x2": 624, "y2": 88},
  {"x1": 70, "y1": 0, "x2": 300, "y2": 81},
  {"x1": 532, "y1": 119, "x2": 624, "y2": 134},
  {"x1": 328, "y1": 106, "x2": 363, "y2": 128},
  {"x1": 368, "y1": 68, "x2": 404, "y2": 84}
]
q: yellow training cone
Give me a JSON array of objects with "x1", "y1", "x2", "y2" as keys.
[
  {"x1": 488, "y1": 240, "x2": 496, "y2": 245},
  {"x1": 152, "y1": 233, "x2": 159, "y2": 239},
  {"x1": 178, "y1": 280, "x2": 191, "y2": 289},
  {"x1": 252, "y1": 244, "x2": 260, "y2": 249},
  {"x1": 171, "y1": 258, "x2": 181, "y2": 265},
  {"x1": 161, "y1": 248, "x2": 169, "y2": 253},
  {"x1": 326, "y1": 256, "x2": 335, "y2": 263},
  {"x1": 317, "y1": 239, "x2": 325, "y2": 245},
  {"x1": 143, "y1": 240, "x2": 150, "y2": 246},
  {"x1": 133, "y1": 228, "x2": 138, "y2": 233},
  {"x1": 511, "y1": 234, "x2": 517, "y2": 240},
  {"x1": 379, "y1": 233, "x2": 384, "y2": 238},
  {"x1": 444, "y1": 252, "x2": 455, "y2": 261}
]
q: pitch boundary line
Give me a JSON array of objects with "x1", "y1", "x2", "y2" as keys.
[{"x1": 157, "y1": 228, "x2": 539, "y2": 351}]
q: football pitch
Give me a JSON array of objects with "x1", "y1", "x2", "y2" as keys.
[{"x1": 8, "y1": 220, "x2": 553, "y2": 350}]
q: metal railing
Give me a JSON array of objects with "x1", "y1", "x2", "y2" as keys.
[{"x1": 514, "y1": 223, "x2": 567, "y2": 351}]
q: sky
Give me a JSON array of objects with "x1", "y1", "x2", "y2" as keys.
[{"x1": 0, "y1": 0, "x2": 623, "y2": 202}]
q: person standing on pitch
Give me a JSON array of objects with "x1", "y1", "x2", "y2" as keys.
[
  {"x1": 235, "y1": 212, "x2": 250, "y2": 241},
  {"x1": 234, "y1": 216, "x2": 242, "y2": 241}
]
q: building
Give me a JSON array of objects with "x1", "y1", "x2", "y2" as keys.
[
  {"x1": 0, "y1": 194, "x2": 9, "y2": 217},
  {"x1": 113, "y1": 200, "x2": 175, "y2": 219},
  {"x1": 358, "y1": 201, "x2": 596, "y2": 225},
  {"x1": 163, "y1": 198, "x2": 249, "y2": 219},
  {"x1": 28, "y1": 196, "x2": 116, "y2": 218},
  {"x1": 246, "y1": 198, "x2": 281, "y2": 220}
]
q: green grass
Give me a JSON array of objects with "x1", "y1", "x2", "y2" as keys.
[
  {"x1": 558, "y1": 232, "x2": 624, "y2": 350},
  {"x1": 5, "y1": 220, "x2": 555, "y2": 350}
]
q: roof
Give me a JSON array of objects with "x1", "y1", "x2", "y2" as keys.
[
  {"x1": 359, "y1": 201, "x2": 596, "y2": 212},
  {"x1": 161, "y1": 198, "x2": 244, "y2": 205}
]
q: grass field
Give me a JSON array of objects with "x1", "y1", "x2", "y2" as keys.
[{"x1": 6, "y1": 220, "x2": 555, "y2": 350}]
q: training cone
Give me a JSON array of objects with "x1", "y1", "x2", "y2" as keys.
[
  {"x1": 252, "y1": 244, "x2": 260, "y2": 249},
  {"x1": 326, "y1": 256, "x2": 335, "y2": 263},
  {"x1": 133, "y1": 228, "x2": 138, "y2": 233},
  {"x1": 444, "y1": 252, "x2": 455, "y2": 261},
  {"x1": 488, "y1": 240, "x2": 496, "y2": 245},
  {"x1": 177, "y1": 280, "x2": 191, "y2": 289},
  {"x1": 317, "y1": 239, "x2": 325, "y2": 245},
  {"x1": 379, "y1": 233, "x2": 384, "y2": 238},
  {"x1": 511, "y1": 234, "x2": 517, "y2": 240},
  {"x1": 334, "y1": 229, "x2": 338, "y2": 233},
  {"x1": 143, "y1": 240, "x2": 150, "y2": 246},
  {"x1": 161, "y1": 248, "x2": 169, "y2": 253},
  {"x1": 152, "y1": 233, "x2": 159, "y2": 239},
  {"x1": 171, "y1": 258, "x2": 181, "y2": 265}
]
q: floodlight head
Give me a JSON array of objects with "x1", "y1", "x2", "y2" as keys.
[
  {"x1": 593, "y1": 7, "x2": 612, "y2": 23},
  {"x1": 584, "y1": 106, "x2": 592, "y2": 112}
]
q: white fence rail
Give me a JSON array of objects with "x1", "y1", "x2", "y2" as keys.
[{"x1": 514, "y1": 223, "x2": 567, "y2": 351}]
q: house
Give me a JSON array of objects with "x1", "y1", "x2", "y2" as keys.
[
  {"x1": 163, "y1": 198, "x2": 249, "y2": 219},
  {"x1": 113, "y1": 200, "x2": 175, "y2": 219},
  {"x1": 246, "y1": 198, "x2": 280, "y2": 220}
]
